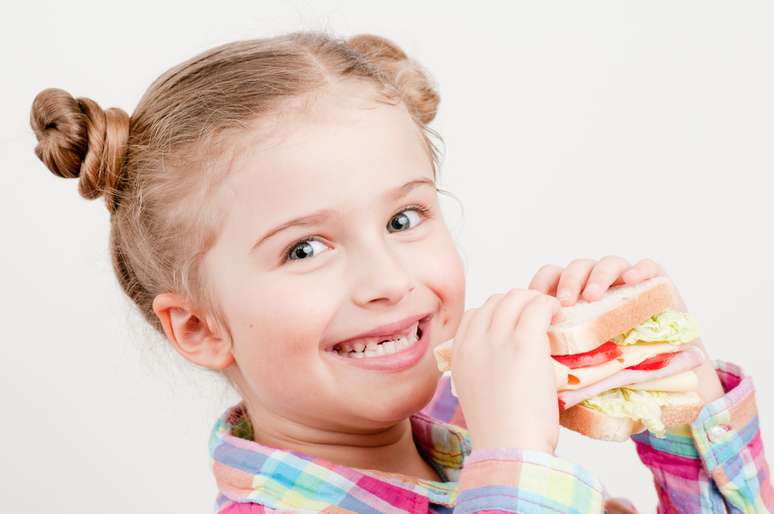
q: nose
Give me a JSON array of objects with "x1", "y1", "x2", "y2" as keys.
[{"x1": 351, "y1": 237, "x2": 415, "y2": 307}]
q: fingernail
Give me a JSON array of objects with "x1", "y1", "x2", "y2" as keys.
[
  {"x1": 557, "y1": 289, "x2": 572, "y2": 300},
  {"x1": 585, "y1": 283, "x2": 600, "y2": 296}
]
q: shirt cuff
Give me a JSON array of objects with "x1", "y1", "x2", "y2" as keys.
[
  {"x1": 455, "y1": 447, "x2": 606, "y2": 513},
  {"x1": 631, "y1": 359, "x2": 757, "y2": 471}
]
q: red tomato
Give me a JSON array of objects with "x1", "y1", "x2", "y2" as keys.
[
  {"x1": 551, "y1": 341, "x2": 622, "y2": 369},
  {"x1": 626, "y1": 351, "x2": 680, "y2": 371}
]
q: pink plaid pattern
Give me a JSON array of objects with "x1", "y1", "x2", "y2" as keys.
[{"x1": 210, "y1": 360, "x2": 773, "y2": 512}]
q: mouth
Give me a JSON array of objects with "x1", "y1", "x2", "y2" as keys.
[{"x1": 327, "y1": 314, "x2": 431, "y2": 359}]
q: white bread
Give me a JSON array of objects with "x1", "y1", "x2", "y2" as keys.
[
  {"x1": 548, "y1": 276, "x2": 675, "y2": 355},
  {"x1": 433, "y1": 276, "x2": 677, "y2": 377},
  {"x1": 433, "y1": 340, "x2": 453, "y2": 373},
  {"x1": 559, "y1": 391, "x2": 703, "y2": 442}
]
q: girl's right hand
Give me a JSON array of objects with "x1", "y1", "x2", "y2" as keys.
[{"x1": 450, "y1": 289, "x2": 565, "y2": 454}]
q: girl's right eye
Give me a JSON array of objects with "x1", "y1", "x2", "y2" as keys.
[{"x1": 283, "y1": 237, "x2": 329, "y2": 264}]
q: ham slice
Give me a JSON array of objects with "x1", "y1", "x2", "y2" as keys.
[{"x1": 558, "y1": 345, "x2": 706, "y2": 410}]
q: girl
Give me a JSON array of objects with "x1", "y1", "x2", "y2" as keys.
[{"x1": 30, "y1": 30, "x2": 773, "y2": 513}]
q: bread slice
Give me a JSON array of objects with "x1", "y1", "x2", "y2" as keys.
[
  {"x1": 433, "y1": 276, "x2": 677, "y2": 366},
  {"x1": 548, "y1": 276, "x2": 675, "y2": 355},
  {"x1": 559, "y1": 391, "x2": 703, "y2": 442},
  {"x1": 433, "y1": 340, "x2": 453, "y2": 373}
]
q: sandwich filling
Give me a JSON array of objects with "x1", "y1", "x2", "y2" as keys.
[
  {"x1": 553, "y1": 308, "x2": 703, "y2": 436},
  {"x1": 433, "y1": 304, "x2": 705, "y2": 438}
]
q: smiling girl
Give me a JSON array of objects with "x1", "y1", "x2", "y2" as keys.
[{"x1": 30, "y1": 30, "x2": 773, "y2": 513}]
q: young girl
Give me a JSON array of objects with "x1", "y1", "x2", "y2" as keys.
[{"x1": 30, "y1": 30, "x2": 773, "y2": 513}]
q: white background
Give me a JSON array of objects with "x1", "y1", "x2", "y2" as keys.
[{"x1": 2, "y1": 1, "x2": 773, "y2": 512}]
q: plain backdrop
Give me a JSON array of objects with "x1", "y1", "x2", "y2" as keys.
[{"x1": 3, "y1": 1, "x2": 773, "y2": 512}]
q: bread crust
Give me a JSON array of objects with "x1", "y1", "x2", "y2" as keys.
[
  {"x1": 547, "y1": 276, "x2": 675, "y2": 355},
  {"x1": 433, "y1": 340, "x2": 453, "y2": 372},
  {"x1": 660, "y1": 400, "x2": 704, "y2": 427},
  {"x1": 559, "y1": 394, "x2": 703, "y2": 442},
  {"x1": 560, "y1": 403, "x2": 645, "y2": 442}
]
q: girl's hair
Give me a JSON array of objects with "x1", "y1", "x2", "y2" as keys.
[{"x1": 29, "y1": 31, "x2": 443, "y2": 343}]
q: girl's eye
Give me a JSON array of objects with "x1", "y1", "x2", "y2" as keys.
[
  {"x1": 285, "y1": 238, "x2": 329, "y2": 263},
  {"x1": 282, "y1": 203, "x2": 432, "y2": 264},
  {"x1": 387, "y1": 204, "x2": 430, "y2": 233}
]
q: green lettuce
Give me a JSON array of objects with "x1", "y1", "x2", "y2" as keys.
[
  {"x1": 612, "y1": 308, "x2": 700, "y2": 346},
  {"x1": 581, "y1": 388, "x2": 672, "y2": 436}
]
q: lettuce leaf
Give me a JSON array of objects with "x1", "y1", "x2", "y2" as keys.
[
  {"x1": 612, "y1": 308, "x2": 699, "y2": 346},
  {"x1": 581, "y1": 388, "x2": 687, "y2": 437},
  {"x1": 578, "y1": 310, "x2": 702, "y2": 438}
]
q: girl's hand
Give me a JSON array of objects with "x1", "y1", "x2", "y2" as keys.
[
  {"x1": 451, "y1": 289, "x2": 565, "y2": 454},
  {"x1": 527, "y1": 256, "x2": 725, "y2": 403}
]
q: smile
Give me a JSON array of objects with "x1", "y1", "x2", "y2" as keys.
[
  {"x1": 333, "y1": 320, "x2": 423, "y2": 358},
  {"x1": 326, "y1": 314, "x2": 433, "y2": 373}
]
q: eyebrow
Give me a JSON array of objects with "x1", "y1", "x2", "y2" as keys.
[{"x1": 250, "y1": 177, "x2": 436, "y2": 253}]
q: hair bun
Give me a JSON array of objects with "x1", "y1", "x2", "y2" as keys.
[
  {"x1": 30, "y1": 88, "x2": 130, "y2": 214},
  {"x1": 346, "y1": 34, "x2": 440, "y2": 125}
]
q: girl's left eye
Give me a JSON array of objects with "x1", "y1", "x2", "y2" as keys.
[
  {"x1": 386, "y1": 203, "x2": 431, "y2": 233},
  {"x1": 281, "y1": 203, "x2": 432, "y2": 264}
]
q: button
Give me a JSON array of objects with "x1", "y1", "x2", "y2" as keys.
[{"x1": 707, "y1": 423, "x2": 731, "y2": 443}]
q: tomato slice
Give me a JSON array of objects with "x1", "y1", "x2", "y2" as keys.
[
  {"x1": 626, "y1": 351, "x2": 680, "y2": 371},
  {"x1": 552, "y1": 341, "x2": 622, "y2": 369}
]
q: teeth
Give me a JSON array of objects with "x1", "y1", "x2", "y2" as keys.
[{"x1": 334, "y1": 320, "x2": 423, "y2": 358}]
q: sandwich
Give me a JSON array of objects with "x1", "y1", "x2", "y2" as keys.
[{"x1": 433, "y1": 276, "x2": 707, "y2": 442}]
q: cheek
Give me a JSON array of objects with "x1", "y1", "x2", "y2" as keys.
[
  {"x1": 440, "y1": 257, "x2": 466, "y2": 342},
  {"x1": 421, "y1": 230, "x2": 466, "y2": 338},
  {"x1": 228, "y1": 281, "x2": 333, "y2": 388}
]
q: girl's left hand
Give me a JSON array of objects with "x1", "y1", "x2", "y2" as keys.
[{"x1": 527, "y1": 256, "x2": 725, "y2": 403}]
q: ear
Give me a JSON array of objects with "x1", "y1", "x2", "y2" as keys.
[{"x1": 152, "y1": 292, "x2": 235, "y2": 370}]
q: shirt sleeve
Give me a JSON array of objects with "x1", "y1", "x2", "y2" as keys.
[
  {"x1": 218, "y1": 502, "x2": 295, "y2": 513},
  {"x1": 631, "y1": 360, "x2": 774, "y2": 513},
  {"x1": 454, "y1": 447, "x2": 608, "y2": 513},
  {"x1": 425, "y1": 377, "x2": 632, "y2": 512}
]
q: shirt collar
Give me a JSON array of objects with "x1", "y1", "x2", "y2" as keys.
[{"x1": 208, "y1": 401, "x2": 470, "y2": 512}]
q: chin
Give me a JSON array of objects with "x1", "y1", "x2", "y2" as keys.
[{"x1": 365, "y1": 364, "x2": 441, "y2": 422}]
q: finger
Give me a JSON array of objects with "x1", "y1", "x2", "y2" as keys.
[
  {"x1": 551, "y1": 305, "x2": 567, "y2": 325},
  {"x1": 450, "y1": 307, "x2": 477, "y2": 361},
  {"x1": 581, "y1": 255, "x2": 631, "y2": 301},
  {"x1": 463, "y1": 293, "x2": 506, "y2": 345},
  {"x1": 622, "y1": 258, "x2": 665, "y2": 284},
  {"x1": 453, "y1": 307, "x2": 476, "y2": 346},
  {"x1": 488, "y1": 288, "x2": 542, "y2": 340},
  {"x1": 513, "y1": 294, "x2": 562, "y2": 352},
  {"x1": 528, "y1": 264, "x2": 564, "y2": 295},
  {"x1": 556, "y1": 258, "x2": 597, "y2": 305}
]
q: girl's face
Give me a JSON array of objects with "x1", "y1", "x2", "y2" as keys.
[{"x1": 204, "y1": 82, "x2": 465, "y2": 430}]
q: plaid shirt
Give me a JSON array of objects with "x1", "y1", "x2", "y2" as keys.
[{"x1": 209, "y1": 360, "x2": 774, "y2": 513}]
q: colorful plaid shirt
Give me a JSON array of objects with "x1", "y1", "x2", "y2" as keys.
[{"x1": 209, "y1": 360, "x2": 774, "y2": 513}]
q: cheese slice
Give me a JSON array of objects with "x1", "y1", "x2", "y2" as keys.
[
  {"x1": 561, "y1": 342, "x2": 682, "y2": 391},
  {"x1": 626, "y1": 370, "x2": 698, "y2": 392}
]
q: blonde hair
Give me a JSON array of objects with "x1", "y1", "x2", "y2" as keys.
[{"x1": 30, "y1": 31, "x2": 443, "y2": 341}]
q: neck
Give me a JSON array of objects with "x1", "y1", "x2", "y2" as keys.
[{"x1": 242, "y1": 397, "x2": 430, "y2": 475}]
